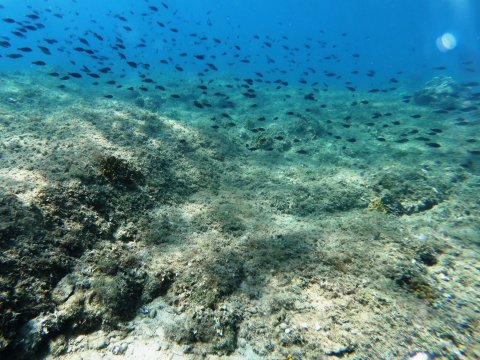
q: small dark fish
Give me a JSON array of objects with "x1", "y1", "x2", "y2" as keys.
[
  {"x1": 426, "y1": 142, "x2": 441, "y2": 148},
  {"x1": 171, "y1": 94, "x2": 180, "y2": 99},
  {"x1": 433, "y1": 66, "x2": 446, "y2": 70},
  {"x1": 149, "y1": 6, "x2": 158, "y2": 11},
  {"x1": 99, "y1": 67, "x2": 111, "y2": 73},
  {"x1": 0, "y1": 41, "x2": 11, "y2": 48},
  {"x1": 206, "y1": 63, "x2": 218, "y2": 71},
  {"x1": 304, "y1": 93, "x2": 315, "y2": 101},
  {"x1": 18, "y1": 47, "x2": 32, "y2": 52},
  {"x1": 127, "y1": 61, "x2": 137, "y2": 68},
  {"x1": 32, "y1": 60, "x2": 46, "y2": 66},
  {"x1": 194, "y1": 54, "x2": 205, "y2": 60},
  {"x1": 411, "y1": 114, "x2": 422, "y2": 119},
  {"x1": 79, "y1": 38, "x2": 89, "y2": 46},
  {"x1": 104, "y1": 94, "x2": 113, "y2": 98},
  {"x1": 461, "y1": 81, "x2": 479, "y2": 87},
  {"x1": 60, "y1": 76, "x2": 70, "y2": 80},
  {"x1": 2, "y1": 18, "x2": 16, "y2": 23},
  {"x1": 347, "y1": 138, "x2": 356, "y2": 143},
  {"x1": 69, "y1": 72, "x2": 82, "y2": 78},
  {"x1": 87, "y1": 73, "x2": 100, "y2": 78},
  {"x1": 175, "y1": 65, "x2": 184, "y2": 71},
  {"x1": 12, "y1": 31, "x2": 26, "y2": 38},
  {"x1": 346, "y1": 86, "x2": 356, "y2": 92},
  {"x1": 49, "y1": 72, "x2": 60, "y2": 77},
  {"x1": 6, "y1": 53, "x2": 23, "y2": 58},
  {"x1": 38, "y1": 46, "x2": 51, "y2": 55},
  {"x1": 460, "y1": 105, "x2": 478, "y2": 112}
]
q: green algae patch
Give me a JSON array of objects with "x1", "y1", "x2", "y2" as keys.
[{"x1": 96, "y1": 155, "x2": 143, "y2": 187}]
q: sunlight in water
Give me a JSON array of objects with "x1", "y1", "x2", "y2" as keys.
[{"x1": 436, "y1": 32, "x2": 457, "y2": 52}]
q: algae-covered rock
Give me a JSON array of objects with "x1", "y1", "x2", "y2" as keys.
[
  {"x1": 0, "y1": 193, "x2": 71, "y2": 356},
  {"x1": 394, "y1": 265, "x2": 437, "y2": 302},
  {"x1": 165, "y1": 306, "x2": 241, "y2": 355},
  {"x1": 413, "y1": 76, "x2": 464, "y2": 108},
  {"x1": 367, "y1": 194, "x2": 404, "y2": 215},
  {"x1": 96, "y1": 155, "x2": 143, "y2": 187},
  {"x1": 371, "y1": 166, "x2": 453, "y2": 216}
]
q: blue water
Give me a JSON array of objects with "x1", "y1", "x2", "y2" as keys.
[{"x1": 0, "y1": 0, "x2": 479, "y2": 92}]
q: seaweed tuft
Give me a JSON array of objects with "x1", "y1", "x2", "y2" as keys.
[{"x1": 96, "y1": 155, "x2": 143, "y2": 187}]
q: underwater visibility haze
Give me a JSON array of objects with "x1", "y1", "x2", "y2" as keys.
[{"x1": 0, "y1": 0, "x2": 479, "y2": 359}]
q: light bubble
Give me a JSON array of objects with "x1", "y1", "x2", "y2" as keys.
[{"x1": 436, "y1": 32, "x2": 457, "y2": 52}]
